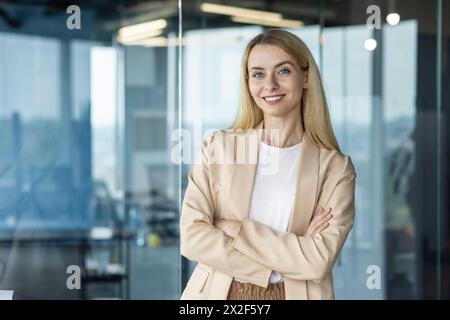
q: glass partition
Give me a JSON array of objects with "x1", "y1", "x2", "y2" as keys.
[
  {"x1": 0, "y1": 0, "x2": 447, "y2": 300},
  {"x1": 179, "y1": 0, "x2": 448, "y2": 300},
  {"x1": 0, "y1": 1, "x2": 181, "y2": 299}
]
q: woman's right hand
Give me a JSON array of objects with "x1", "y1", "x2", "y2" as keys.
[{"x1": 304, "y1": 207, "x2": 333, "y2": 236}]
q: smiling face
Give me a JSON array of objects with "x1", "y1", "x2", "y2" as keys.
[{"x1": 247, "y1": 44, "x2": 308, "y2": 119}]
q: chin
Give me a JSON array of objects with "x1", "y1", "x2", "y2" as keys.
[{"x1": 259, "y1": 104, "x2": 290, "y2": 116}]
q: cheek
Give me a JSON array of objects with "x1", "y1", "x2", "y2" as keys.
[
  {"x1": 248, "y1": 82, "x2": 261, "y2": 99},
  {"x1": 286, "y1": 77, "x2": 303, "y2": 99},
  {"x1": 292, "y1": 89, "x2": 303, "y2": 103}
]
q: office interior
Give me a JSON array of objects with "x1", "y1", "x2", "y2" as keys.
[{"x1": 0, "y1": 0, "x2": 449, "y2": 299}]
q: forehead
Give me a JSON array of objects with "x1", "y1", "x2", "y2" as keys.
[{"x1": 247, "y1": 44, "x2": 294, "y2": 69}]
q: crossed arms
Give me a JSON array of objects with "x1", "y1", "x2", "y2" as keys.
[{"x1": 180, "y1": 138, "x2": 356, "y2": 288}]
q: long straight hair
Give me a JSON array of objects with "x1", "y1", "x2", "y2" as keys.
[{"x1": 230, "y1": 29, "x2": 340, "y2": 152}]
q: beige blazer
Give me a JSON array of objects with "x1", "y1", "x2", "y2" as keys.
[{"x1": 179, "y1": 121, "x2": 356, "y2": 300}]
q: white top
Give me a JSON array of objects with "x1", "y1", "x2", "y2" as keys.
[{"x1": 234, "y1": 141, "x2": 301, "y2": 284}]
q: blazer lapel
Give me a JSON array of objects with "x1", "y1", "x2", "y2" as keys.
[
  {"x1": 228, "y1": 121, "x2": 319, "y2": 236},
  {"x1": 227, "y1": 121, "x2": 264, "y2": 221},
  {"x1": 286, "y1": 134, "x2": 319, "y2": 235}
]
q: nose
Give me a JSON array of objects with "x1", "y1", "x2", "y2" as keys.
[{"x1": 264, "y1": 73, "x2": 279, "y2": 92}]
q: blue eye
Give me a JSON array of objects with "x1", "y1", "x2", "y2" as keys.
[
  {"x1": 252, "y1": 72, "x2": 264, "y2": 78},
  {"x1": 278, "y1": 68, "x2": 290, "y2": 75}
]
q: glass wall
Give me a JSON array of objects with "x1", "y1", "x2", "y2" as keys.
[
  {"x1": 179, "y1": 0, "x2": 449, "y2": 300},
  {"x1": 0, "y1": 0, "x2": 448, "y2": 300},
  {"x1": 0, "y1": 1, "x2": 181, "y2": 299}
]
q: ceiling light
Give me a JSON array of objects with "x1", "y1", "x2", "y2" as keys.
[
  {"x1": 364, "y1": 38, "x2": 377, "y2": 51},
  {"x1": 386, "y1": 13, "x2": 400, "y2": 26},
  {"x1": 118, "y1": 19, "x2": 167, "y2": 43},
  {"x1": 231, "y1": 16, "x2": 303, "y2": 29},
  {"x1": 117, "y1": 29, "x2": 164, "y2": 45},
  {"x1": 201, "y1": 3, "x2": 282, "y2": 21}
]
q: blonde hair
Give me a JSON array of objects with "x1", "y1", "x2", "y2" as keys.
[{"x1": 229, "y1": 29, "x2": 340, "y2": 151}]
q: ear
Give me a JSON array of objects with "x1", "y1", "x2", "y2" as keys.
[{"x1": 303, "y1": 69, "x2": 309, "y2": 89}]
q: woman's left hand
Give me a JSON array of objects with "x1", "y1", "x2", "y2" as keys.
[{"x1": 214, "y1": 219, "x2": 242, "y2": 239}]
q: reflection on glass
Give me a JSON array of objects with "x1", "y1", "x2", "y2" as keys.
[
  {"x1": 180, "y1": 0, "x2": 443, "y2": 300},
  {"x1": 0, "y1": 0, "x2": 445, "y2": 300}
]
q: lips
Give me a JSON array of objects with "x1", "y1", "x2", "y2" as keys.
[{"x1": 263, "y1": 94, "x2": 285, "y2": 102}]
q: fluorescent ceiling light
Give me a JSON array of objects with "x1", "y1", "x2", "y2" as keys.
[
  {"x1": 201, "y1": 3, "x2": 282, "y2": 20},
  {"x1": 118, "y1": 19, "x2": 167, "y2": 42},
  {"x1": 231, "y1": 16, "x2": 303, "y2": 29},
  {"x1": 139, "y1": 37, "x2": 169, "y2": 47},
  {"x1": 117, "y1": 29, "x2": 164, "y2": 44}
]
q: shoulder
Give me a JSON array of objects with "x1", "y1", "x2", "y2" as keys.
[
  {"x1": 202, "y1": 128, "x2": 255, "y2": 149},
  {"x1": 317, "y1": 146, "x2": 356, "y2": 179},
  {"x1": 201, "y1": 128, "x2": 258, "y2": 165},
  {"x1": 201, "y1": 129, "x2": 226, "y2": 151}
]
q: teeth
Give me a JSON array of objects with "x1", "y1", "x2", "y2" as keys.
[{"x1": 264, "y1": 95, "x2": 283, "y2": 102}]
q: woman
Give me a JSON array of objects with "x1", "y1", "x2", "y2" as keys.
[{"x1": 180, "y1": 29, "x2": 356, "y2": 300}]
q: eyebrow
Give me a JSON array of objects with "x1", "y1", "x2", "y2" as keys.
[{"x1": 249, "y1": 60, "x2": 294, "y2": 71}]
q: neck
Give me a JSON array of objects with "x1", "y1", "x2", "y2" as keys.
[{"x1": 262, "y1": 111, "x2": 304, "y2": 148}]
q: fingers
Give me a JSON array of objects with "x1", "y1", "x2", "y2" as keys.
[
  {"x1": 314, "y1": 222, "x2": 330, "y2": 234},
  {"x1": 315, "y1": 207, "x2": 331, "y2": 217},
  {"x1": 305, "y1": 207, "x2": 333, "y2": 236},
  {"x1": 312, "y1": 207, "x2": 333, "y2": 225}
]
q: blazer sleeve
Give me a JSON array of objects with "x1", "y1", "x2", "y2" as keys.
[
  {"x1": 180, "y1": 133, "x2": 272, "y2": 288},
  {"x1": 231, "y1": 156, "x2": 356, "y2": 282}
]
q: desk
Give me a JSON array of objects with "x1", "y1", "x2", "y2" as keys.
[{"x1": 0, "y1": 229, "x2": 133, "y2": 299}]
